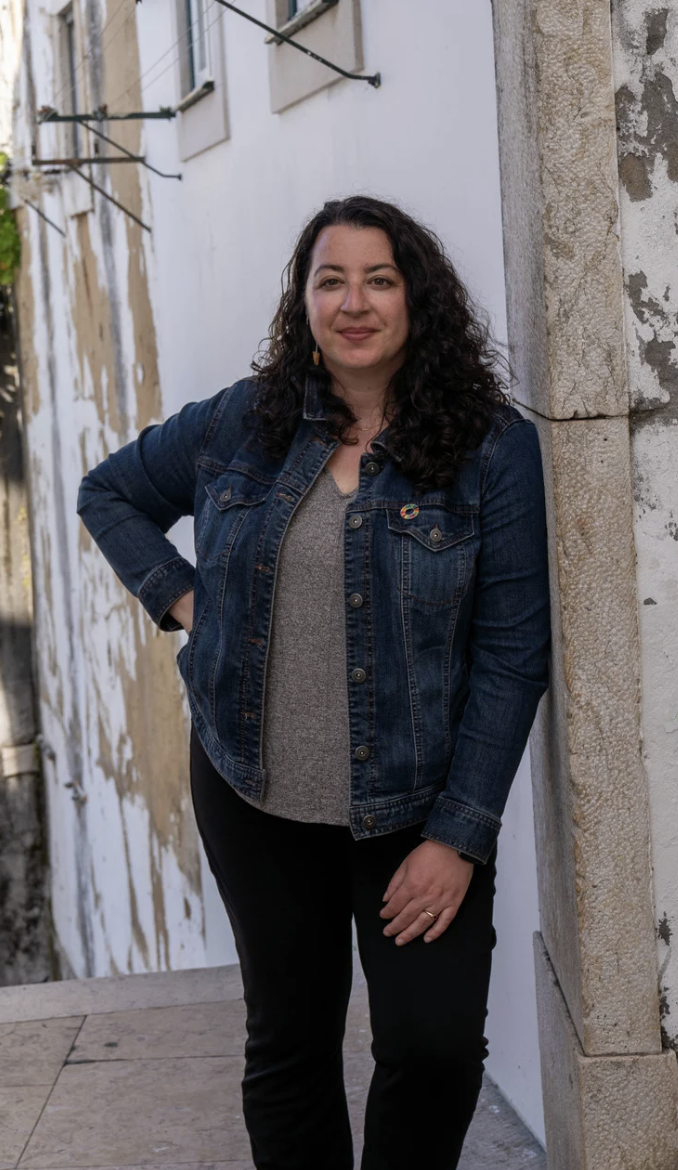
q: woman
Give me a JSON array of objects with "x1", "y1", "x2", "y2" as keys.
[{"x1": 77, "y1": 195, "x2": 550, "y2": 1170}]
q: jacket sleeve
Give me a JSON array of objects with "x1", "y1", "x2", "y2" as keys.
[
  {"x1": 420, "y1": 417, "x2": 551, "y2": 863},
  {"x1": 76, "y1": 390, "x2": 227, "y2": 632}
]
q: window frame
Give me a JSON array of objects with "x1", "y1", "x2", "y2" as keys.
[
  {"x1": 186, "y1": 0, "x2": 213, "y2": 92},
  {"x1": 272, "y1": 0, "x2": 339, "y2": 39},
  {"x1": 265, "y1": 0, "x2": 363, "y2": 114},
  {"x1": 173, "y1": 0, "x2": 230, "y2": 162}
]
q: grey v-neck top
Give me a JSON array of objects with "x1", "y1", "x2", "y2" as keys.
[{"x1": 237, "y1": 466, "x2": 358, "y2": 825}]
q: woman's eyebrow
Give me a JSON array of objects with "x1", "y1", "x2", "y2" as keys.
[{"x1": 313, "y1": 262, "x2": 399, "y2": 276}]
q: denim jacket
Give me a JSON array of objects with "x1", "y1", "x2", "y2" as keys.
[{"x1": 77, "y1": 377, "x2": 551, "y2": 863}]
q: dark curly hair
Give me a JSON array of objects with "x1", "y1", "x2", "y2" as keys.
[{"x1": 250, "y1": 195, "x2": 510, "y2": 493}]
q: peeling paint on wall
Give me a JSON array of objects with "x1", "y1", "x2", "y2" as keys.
[
  {"x1": 12, "y1": 0, "x2": 205, "y2": 976},
  {"x1": 615, "y1": 4, "x2": 678, "y2": 419},
  {"x1": 614, "y1": 0, "x2": 678, "y2": 1073}
]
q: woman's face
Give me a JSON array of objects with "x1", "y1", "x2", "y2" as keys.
[{"x1": 304, "y1": 225, "x2": 409, "y2": 381}]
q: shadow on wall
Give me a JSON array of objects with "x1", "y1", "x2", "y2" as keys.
[{"x1": 0, "y1": 289, "x2": 53, "y2": 986}]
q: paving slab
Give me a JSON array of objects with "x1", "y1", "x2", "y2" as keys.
[
  {"x1": 0, "y1": 963, "x2": 545, "y2": 1169},
  {"x1": 68, "y1": 1000, "x2": 247, "y2": 1063},
  {"x1": 0, "y1": 1017, "x2": 83, "y2": 1087},
  {"x1": 459, "y1": 1076, "x2": 546, "y2": 1169},
  {"x1": 344, "y1": 991, "x2": 372, "y2": 1054},
  {"x1": 0, "y1": 966, "x2": 244, "y2": 1025},
  {"x1": 0, "y1": 1085, "x2": 54, "y2": 1169},
  {"x1": 19, "y1": 1058, "x2": 251, "y2": 1168}
]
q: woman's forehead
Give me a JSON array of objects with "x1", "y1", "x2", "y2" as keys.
[{"x1": 310, "y1": 224, "x2": 395, "y2": 268}]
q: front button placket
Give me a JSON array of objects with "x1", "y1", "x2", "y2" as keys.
[{"x1": 345, "y1": 494, "x2": 373, "y2": 827}]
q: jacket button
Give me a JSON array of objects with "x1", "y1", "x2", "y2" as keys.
[
  {"x1": 362, "y1": 815, "x2": 377, "y2": 829},
  {"x1": 354, "y1": 745, "x2": 370, "y2": 761},
  {"x1": 348, "y1": 515, "x2": 363, "y2": 529},
  {"x1": 348, "y1": 593, "x2": 364, "y2": 608},
  {"x1": 430, "y1": 525, "x2": 443, "y2": 543},
  {"x1": 219, "y1": 487, "x2": 232, "y2": 504},
  {"x1": 364, "y1": 461, "x2": 381, "y2": 476},
  {"x1": 351, "y1": 668, "x2": 367, "y2": 684}
]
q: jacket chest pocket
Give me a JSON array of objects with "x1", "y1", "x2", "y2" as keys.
[
  {"x1": 386, "y1": 506, "x2": 476, "y2": 607},
  {"x1": 195, "y1": 470, "x2": 272, "y2": 565}
]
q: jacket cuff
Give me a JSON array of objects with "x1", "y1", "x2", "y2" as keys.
[
  {"x1": 419, "y1": 794, "x2": 501, "y2": 865},
  {"x1": 138, "y1": 557, "x2": 195, "y2": 632}
]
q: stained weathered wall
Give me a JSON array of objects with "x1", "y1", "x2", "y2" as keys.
[
  {"x1": 612, "y1": 1, "x2": 678, "y2": 1055},
  {"x1": 11, "y1": 0, "x2": 207, "y2": 977}
]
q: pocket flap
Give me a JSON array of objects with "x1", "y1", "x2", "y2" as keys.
[
  {"x1": 386, "y1": 506, "x2": 475, "y2": 551},
  {"x1": 205, "y1": 470, "x2": 272, "y2": 511}
]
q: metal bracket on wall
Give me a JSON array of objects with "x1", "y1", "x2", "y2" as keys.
[
  {"x1": 213, "y1": 0, "x2": 381, "y2": 88},
  {"x1": 35, "y1": 107, "x2": 182, "y2": 180},
  {"x1": 36, "y1": 105, "x2": 177, "y2": 123}
]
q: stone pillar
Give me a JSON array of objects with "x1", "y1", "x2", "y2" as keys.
[{"x1": 492, "y1": 1, "x2": 678, "y2": 1165}]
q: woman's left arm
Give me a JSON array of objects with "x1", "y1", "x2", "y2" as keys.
[{"x1": 419, "y1": 416, "x2": 552, "y2": 864}]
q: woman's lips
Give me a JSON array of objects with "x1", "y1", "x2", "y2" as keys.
[{"x1": 339, "y1": 329, "x2": 377, "y2": 341}]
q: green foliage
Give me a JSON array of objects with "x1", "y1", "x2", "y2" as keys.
[{"x1": 0, "y1": 153, "x2": 21, "y2": 286}]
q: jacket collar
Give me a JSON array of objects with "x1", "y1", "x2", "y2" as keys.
[{"x1": 301, "y1": 373, "x2": 329, "y2": 421}]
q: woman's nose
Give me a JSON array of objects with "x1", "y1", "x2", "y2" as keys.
[{"x1": 341, "y1": 282, "x2": 369, "y2": 312}]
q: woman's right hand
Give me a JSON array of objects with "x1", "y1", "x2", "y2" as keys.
[{"x1": 169, "y1": 589, "x2": 194, "y2": 634}]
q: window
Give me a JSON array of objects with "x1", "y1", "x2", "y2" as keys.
[
  {"x1": 266, "y1": 0, "x2": 363, "y2": 114},
  {"x1": 174, "y1": 0, "x2": 230, "y2": 162},
  {"x1": 287, "y1": 1, "x2": 314, "y2": 17},
  {"x1": 59, "y1": 5, "x2": 80, "y2": 158},
  {"x1": 186, "y1": 0, "x2": 212, "y2": 91},
  {"x1": 273, "y1": 0, "x2": 338, "y2": 36}
]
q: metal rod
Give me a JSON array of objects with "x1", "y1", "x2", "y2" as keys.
[
  {"x1": 83, "y1": 122, "x2": 182, "y2": 180},
  {"x1": 67, "y1": 165, "x2": 151, "y2": 232},
  {"x1": 212, "y1": 0, "x2": 381, "y2": 87},
  {"x1": 23, "y1": 199, "x2": 66, "y2": 237},
  {"x1": 36, "y1": 107, "x2": 176, "y2": 123},
  {"x1": 32, "y1": 156, "x2": 143, "y2": 165}
]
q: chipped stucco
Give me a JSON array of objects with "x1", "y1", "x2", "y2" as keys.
[
  {"x1": 612, "y1": 0, "x2": 678, "y2": 1058},
  {"x1": 11, "y1": 0, "x2": 205, "y2": 977}
]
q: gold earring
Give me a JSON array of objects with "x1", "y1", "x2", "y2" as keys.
[{"x1": 312, "y1": 342, "x2": 321, "y2": 367}]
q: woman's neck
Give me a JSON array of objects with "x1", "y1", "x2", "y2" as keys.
[{"x1": 327, "y1": 365, "x2": 397, "y2": 431}]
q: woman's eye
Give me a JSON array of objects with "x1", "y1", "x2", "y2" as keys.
[
  {"x1": 371, "y1": 277, "x2": 392, "y2": 287},
  {"x1": 319, "y1": 278, "x2": 341, "y2": 288}
]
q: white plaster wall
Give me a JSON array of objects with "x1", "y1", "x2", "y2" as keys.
[
  {"x1": 12, "y1": 0, "x2": 545, "y2": 1135},
  {"x1": 0, "y1": 0, "x2": 22, "y2": 153}
]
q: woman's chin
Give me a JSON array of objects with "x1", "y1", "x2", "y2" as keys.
[{"x1": 325, "y1": 349, "x2": 387, "y2": 374}]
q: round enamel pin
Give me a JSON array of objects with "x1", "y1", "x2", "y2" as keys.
[{"x1": 400, "y1": 504, "x2": 419, "y2": 520}]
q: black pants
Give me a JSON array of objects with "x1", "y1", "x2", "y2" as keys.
[{"x1": 190, "y1": 725, "x2": 497, "y2": 1170}]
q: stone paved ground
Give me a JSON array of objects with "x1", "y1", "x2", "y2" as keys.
[{"x1": 0, "y1": 964, "x2": 545, "y2": 1169}]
